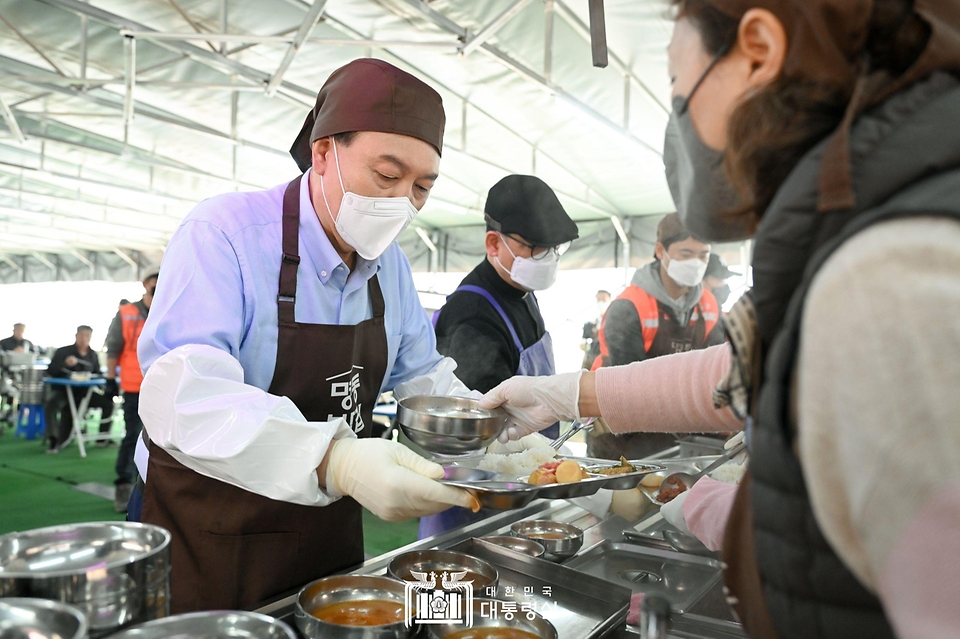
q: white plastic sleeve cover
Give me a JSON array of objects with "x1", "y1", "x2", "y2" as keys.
[
  {"x1": 138, "y1": 343, "x2": 356, "y2": 506},
  {"x1": 392, "y1": 356, "x2": 482, "y2": 401}
]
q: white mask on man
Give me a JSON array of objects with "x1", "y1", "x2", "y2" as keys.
[
  {"x1": 663, "y1": 253, "x2": 708, "y2": 288},
  {"x1": 319, "y1": 139, "x2": 418, "y2": 260},
  {"x1": 496, "y1": 234, "x2": 560, "y2": 291}
]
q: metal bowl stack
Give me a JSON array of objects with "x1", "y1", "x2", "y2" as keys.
[
  {"x1": 0, "y1": 597, "x2": 88, "y2": 639},
  {"x1": 397, "y1": 396, "x2": 507, "y2": 455},
  {"x1": 511, "y1": 521, "x2": 584, "y2": 562},
  {"x1": 17, "y1": 366, "x2": 45, "y2": 405},
  {"x1": 295, "y1": 575, "x2": 414, "y2": 639},
  {"x1": 106, "y1": 611, "x2": 295, "y2": 638},
  {"x1": 0, "y1": 523, "x2": 170, "y2": 637}
]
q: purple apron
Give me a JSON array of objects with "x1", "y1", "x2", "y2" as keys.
[{"x1": 420, "y1": 285, "x2": 557, "y2": 539}]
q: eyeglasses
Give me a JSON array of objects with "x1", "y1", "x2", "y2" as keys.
[{"x1": 503, "y1": 234, "x2": 571, "y2": 261}]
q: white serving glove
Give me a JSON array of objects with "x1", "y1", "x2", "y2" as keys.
[
  {"x1": 658, "y1": 490, "x2": 693, "y2": 537},
  {"x1": 393, "y1": 357, "x2": 482, "y2": 401},
  {"x1": 479, "y1": 371, "x2": 583, "y2": 442},
  {"x1": 325, "y1": 438, "x2": 480, "y2": 522}
]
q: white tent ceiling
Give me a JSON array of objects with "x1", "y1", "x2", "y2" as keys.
[{"x1": 0, "y1": 0, "x2": 676, "y2": 277}]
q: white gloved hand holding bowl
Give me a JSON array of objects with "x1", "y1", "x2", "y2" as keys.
[{"x1": 480, "y1": 371, "x2": 585, "y2": 442}]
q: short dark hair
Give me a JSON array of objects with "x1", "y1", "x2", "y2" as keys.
[
  {"x1": 597, "y1": 290, "x2": 610, "y2": 297},
  {"x1": 76, "y1": 325, "x2": 93, "y2": 333},
  {"x1": 119, "y1": 298, "x2": 130, "y2": 306},
  {"x1": 333, "y1": 131, "x2": 359, "y2": 146},
  {"x1": 13, "y1": 323, "x2": 24, "y2": 329}
]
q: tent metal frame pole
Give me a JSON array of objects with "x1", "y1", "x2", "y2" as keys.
[
  {"x1": 0, "y1": 91, "x2": 26, "y2": 144},
  {"x1": 543, "y1": 0, "x2": 555, "y2": 82},
  {"x1": 460, "y1": 0, "x2": 535, "y2": 57},
  {"x1": 610, "y1": 216, "x2": 631, "y2": 283},
  {"x1": 396, "y1": 0, "x2": 660, "y2": 156},
  {"x1": 69, "y1": 249, "x2": 96, "y2": 277},
  {"x1": 220, "y1": 0, "x2": 228, "y2": 55},
  {"x1": 79, "y1": 13, "x2": 88, "y2": 78},
  {"x1": 264, "y1": 0, "x2": 328, "y2": 97},
  {"x1": 30, "y1": 252, "x2": 56, "y2": 271},
  {"x1": 166, "y1": 0, "x2": 220, "y2": 53},
  {"x1": 0, "y1": 256, "x2": 23, "y2": 275},
  {"x1": 318, "y1": 9, "x2": 626, "y2": 216},
  {"x1": 0, "y1": 11, "x2": 69, "y2": 76},
  {"x1": 122, "y1": 35, "x2": 136, "y2": 144},
  {"x1": 112, "y1": 249, "x2": 139, "y2": 269}
]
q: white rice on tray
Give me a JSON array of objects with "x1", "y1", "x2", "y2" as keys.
[
  {"x1": 710, "y1": 459, "x2": 747, "y2": 484},
  {"x1": 478, "y1": 447, "x2": 558, "y2": 475}
]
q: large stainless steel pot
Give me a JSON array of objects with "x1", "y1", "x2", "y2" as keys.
[
  {"x1": 0, "y1": 597, "x2": 88, "y2": 639},
  {"x1": 106, "y1": 611, "x2": 295, "y2": 638},
  {"x1": 0, "y1": 523, "x2": 170, "y2": 637}
]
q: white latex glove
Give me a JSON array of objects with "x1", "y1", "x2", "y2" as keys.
[
  {"x1": 658, "y1": 490, "x2": 694, "y2": 537},
  {"x1": 479, "y1": 371, "x2": 583, "y2": 442},
  {"x1": 325, "y1": 438, "x2": 481, "y2": 522},
  {"x1": 393, "y1": 357, "x2": 482, "y2": 401},
  {"x1": 484, "y1": 433, "x2": 552, "y2": 455}
]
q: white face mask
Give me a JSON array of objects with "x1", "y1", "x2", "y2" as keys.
[
  {"x1": 496, "y1": 235, "x2": 560, "y2": 291},
  {"x1": 663, "y1": 253, "x2": 708, "y2": 288},
  {"x1": 319, "y1": 139, "x2": 418, "y2": 260}
]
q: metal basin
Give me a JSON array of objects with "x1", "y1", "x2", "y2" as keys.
[
  {"x1": 397, "y1": 396, "x2": 507, "y2": 455},
  {"x1": 388, "y1": 550, "x2": 499, "y2": 592},
  {"x1": 425, "y1": 599, "x2": 557, "y2": 639},
  {"x1": 479, "y1": 536, "x2": 545, "y2": 559},
  {"x1": 510, "y1": 521, "x2": 583, "y2": 562},
  {"x1": 295, "y1": 575, "x2": 414, "y2": 639},
  {"x1": 106, "y1": 611, "x2": 295, "y2": 638},
  {"x1": 0, "y1": 522, "x2": 170, "y2": 636},
  {"x1": 0, "y1": 598, "x2": 88, "y2": 639}
]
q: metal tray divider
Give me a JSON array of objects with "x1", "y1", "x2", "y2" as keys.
[{"x1": 450, "y1": 537, "x2": 632, "y2": 639}]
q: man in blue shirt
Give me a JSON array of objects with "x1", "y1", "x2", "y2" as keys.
[{"x1": 134, "y1": 59, "x2": 478, "y2": 612}]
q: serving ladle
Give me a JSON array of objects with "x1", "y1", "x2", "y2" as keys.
[
  {"x1": 656, "y1": 440, "x2": 747, "y2": 502},
  {"x1": 549, "y1": 417, "x2": 597, "y2": 450}
]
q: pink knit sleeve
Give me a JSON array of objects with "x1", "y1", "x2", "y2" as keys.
[{"x1": 594, "y1": 343, "x2": 743, "y2": 434}]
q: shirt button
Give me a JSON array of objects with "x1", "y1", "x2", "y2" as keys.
[{"x1": 321, "y1": 270, "x2": 327, "y2": 277}]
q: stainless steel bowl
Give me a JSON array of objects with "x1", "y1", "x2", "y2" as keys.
[
  {"x1": 0, "y1": 598, "x2": 88, "y2": 639},
  {"x1": 295, "y1": 575, "x2": 414, "y2": 639},
  {"x1": 479, "y1": 536, "x2": 546, "y2": 558},
  {"x1": 511, "y1": 521, "x2": 583, "y2": 562},
  {"x1": 426, "y1": 599, "x2": 557, "y2": 639},
  {"x1": 0, "y1": 522, "x2": 170, "y2": 636},
  {"x1": 106, "y1": 611, "x2": 295, "y2": 638},
  {"x1": 397, "y1": 396, "x2": 507, "y2": 455},
  {"x1": 388, "y1": 551, "x2": 499, "y2": 592}
]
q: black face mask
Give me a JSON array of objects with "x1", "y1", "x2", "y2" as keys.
[
  {"x1": 712, "y1": 284, "x2": 731, "y2": 306},
  {"x1": 663, "y1": 44, "x2": 754, "y2": 242},
  {"x1": 149, "y1": 286, "x2": 156, "y2": 297}
]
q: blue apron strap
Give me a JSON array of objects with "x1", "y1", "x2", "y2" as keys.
[{"x1": 452, "y1": 285, "x2": 524, "y2": 353}]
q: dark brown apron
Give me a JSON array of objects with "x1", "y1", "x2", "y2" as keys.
[{"x1": 142, "y1": 177, "x2": 389, "y2": 613}]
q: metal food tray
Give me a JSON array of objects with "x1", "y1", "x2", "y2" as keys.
[
  {"x1": 441, "y1": 457, "x2": 664, "y2": 510},
  {"x1": 449, "y1": 537, "x2": 632, "y2": 639},
  {"x1": 565, "y1": 541, "x2": 723, "y2": 615}
]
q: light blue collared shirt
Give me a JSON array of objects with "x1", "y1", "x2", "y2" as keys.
[{"x1": 138, "y1": 171, "x2": 442, "y2": 394}]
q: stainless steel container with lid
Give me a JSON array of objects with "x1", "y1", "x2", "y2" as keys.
[
  {"x1": 0, "y1": 523, "x2": 170, "y2": 637},
  {"x1": 106, "y1": 611, "x2": 295, "y2": 638},
  {"x1": 0, "y1": 597, "x2": 88, "y2": 639},
  {"x1": 425, "y1": 599, "x2": 558, "y2": 639},
  {"x1": 397, "y1": 396, "x2": 507, "y2": 455}
]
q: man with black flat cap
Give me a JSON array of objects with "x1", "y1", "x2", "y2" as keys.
[
  {"x1": 134, "y1": 58, "x2": 479, "y2": 612},
  {"x1": 434, "y1": 174, "x2": 578, "y2": 426},
  {"x1": 422, "y1": 175, "x2": 577, "y2": 537}
]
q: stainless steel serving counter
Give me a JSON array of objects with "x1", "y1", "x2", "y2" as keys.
[{"x1": 255, "y1": 492, "x2": 745, "y2": 639}]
